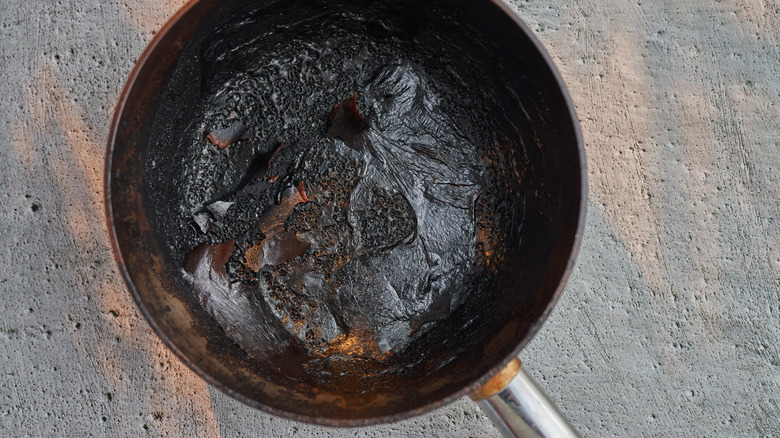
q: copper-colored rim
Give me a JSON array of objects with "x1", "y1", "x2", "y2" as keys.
[{"x1": 105, "y1": 0, "x2": 587, "y2": 427}]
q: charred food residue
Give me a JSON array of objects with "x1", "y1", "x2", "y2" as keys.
[{"x1": 159, "y1": 19, "x2": 523, "y2": 371}]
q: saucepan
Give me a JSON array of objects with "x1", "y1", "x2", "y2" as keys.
[{"x1": 105, "y1": 0, "x2": 586, "y2": 436}]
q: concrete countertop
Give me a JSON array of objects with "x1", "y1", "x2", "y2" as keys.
[{"x1": 1, "y1": 0, "x2": 778, "y2": 436}]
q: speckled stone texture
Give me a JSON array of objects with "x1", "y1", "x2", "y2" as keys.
[{"x1": 1, "y1": 0, "x2": 779, "y2": 436}]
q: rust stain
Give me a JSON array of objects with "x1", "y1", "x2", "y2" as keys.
[
  {"x1": 296, "y1": 181, "x2": 309, "y2": 202},
  {"x1": 243, "y1": 243, "x2": 264, "y2": 272},
  {"x1": 325, "y1": 330, "x2": 389, "y2": 360},
  {"x1": 469, "y1": 357, "x2": 521, "y2": 401}
]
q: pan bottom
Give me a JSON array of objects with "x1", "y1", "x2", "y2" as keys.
[{"x1": 146, "y1": 0, "x2": 527, "y2": 384}]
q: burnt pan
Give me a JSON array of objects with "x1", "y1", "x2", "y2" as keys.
[{"x1": 106, "y1": 0, "x2": 586, "y2": 429}]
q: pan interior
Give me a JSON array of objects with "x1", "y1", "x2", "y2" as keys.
[{"x1": 118, "y1": 0, "x2": 579, "y2": 423}]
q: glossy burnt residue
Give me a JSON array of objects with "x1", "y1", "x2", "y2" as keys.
[
  {"x1": 182, "y1": 239, "x2": 297, "y2": 359},
  {"x1": 149, "y1": 1, "x2": 527, "y2": 383}
]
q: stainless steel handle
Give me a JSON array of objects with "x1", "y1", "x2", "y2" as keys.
[{"x1": 471, "y1": 359, "x2": 580, "y2": 438}]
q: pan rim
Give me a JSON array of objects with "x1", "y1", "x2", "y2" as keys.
[{"x1": 105, "y1": 0, "x2": 587, "y2": 427}]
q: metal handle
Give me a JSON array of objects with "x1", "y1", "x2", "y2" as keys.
[{"x1": 471, "y1": 358, "x2": 580, "y2": 438}]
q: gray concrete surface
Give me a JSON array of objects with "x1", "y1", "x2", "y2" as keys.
[{"x1": 1, "y1": 0, "x2": 779, "y2": 436}]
